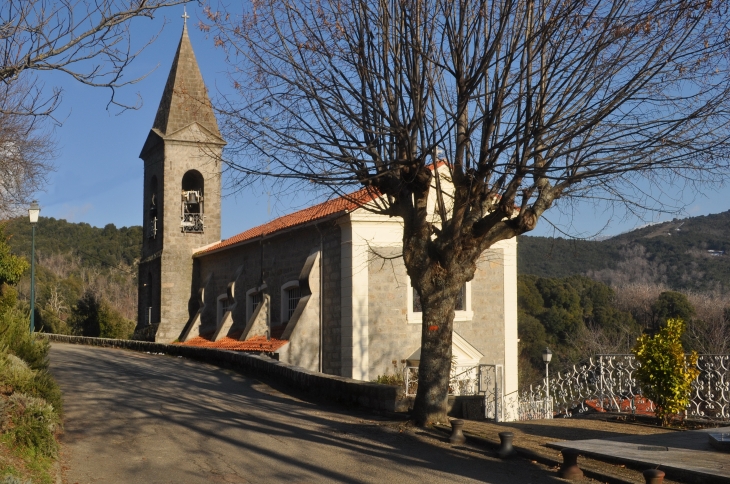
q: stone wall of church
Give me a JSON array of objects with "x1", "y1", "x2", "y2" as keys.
[
  {"x1": 319, "y1": 227, "x2": 342, "y2": 375},
  {"x1": 366, "y1": 248, "x2": 417, "y2": 379},
  {"x1": 155, "y1": 140, "x2": 222, "y2": 343},
  {"x1": 454, "y1": 248, "x2": 506, "y2": 365},
  {"x1": 194, "y1": 220, "x2": 343, "y2": 375},
  {"x1": 367, "y1": 247, "x2": 507, "y2": 379}
]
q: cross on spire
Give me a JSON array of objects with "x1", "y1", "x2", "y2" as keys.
[{"x1": 182, "y1": 7, "x2": 190, "y2": 26}]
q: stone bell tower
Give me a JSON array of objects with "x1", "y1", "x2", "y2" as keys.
[{"x1": 135, "y1": 21, "x2": 225, "y2": 342}]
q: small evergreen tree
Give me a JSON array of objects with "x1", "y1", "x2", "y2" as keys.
[
  {"x1": 651, "y1": 292, "x2": 695, "y2": 331},
  {"x1": 633, "y1": 318, "x2": 699, "y2": 425},
  {"x1": 69, "y1": 290, "x2": 134, "y2": 339}
]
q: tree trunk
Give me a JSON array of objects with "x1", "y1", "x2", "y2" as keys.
[{"x1": 412, "y1": 280, "x2": 460, "y2": 425}]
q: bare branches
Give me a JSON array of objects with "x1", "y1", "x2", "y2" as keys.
[
  {"x1": 0, "y1": 81, "x2": 54, "y2": 216},
  {"x1": 0, "y1": 0, "x2": 190, "y2": 214},
  {"x1": 0, "y1": 0, "x2": 189, "y2": 116},
  {"x1": 206, "y1": 0, "x2": 730, "y2": 260}
]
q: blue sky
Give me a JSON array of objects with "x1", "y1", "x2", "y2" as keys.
[{"x1": 32, "y1": 4, "x2": 730, "y2": 240}]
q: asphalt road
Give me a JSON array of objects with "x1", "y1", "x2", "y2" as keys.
[{"x1": 49, "y1": 343, "x2": 564, "y2": 483}]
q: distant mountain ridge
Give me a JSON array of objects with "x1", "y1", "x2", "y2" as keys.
[{"x1": 518, "y1": 211, "x2": 730, "y2": 292}]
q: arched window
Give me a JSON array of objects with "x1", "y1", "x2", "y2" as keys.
[
  {"x1": 217, "y1": 293, "x2": 232, "y2": 325},
  {"x1": 246, "y1": 285, "x2": 266, "y2": 321},
  {"x1": 181, "y1": 170, "x2": 204, "y2": 233},
  {"x1": 281, "y1": 281, "x2": 301, "y2": 322},
  {"x1": 148, "y1": 176, "x2": 158, "y2": 239},
  {"x1": 145, "y1": 271, "x2": 154, "y2": 325}
]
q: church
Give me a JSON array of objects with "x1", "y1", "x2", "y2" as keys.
[{"x1": 134, "y1": 22, "x2": 519, "y2": 396}]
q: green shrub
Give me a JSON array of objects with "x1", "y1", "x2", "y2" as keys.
[
  {"x1": 0, "y1": 354, "x2": 61, "y2": 418},
  {"x1": 3, "y1": 393, "x2": 59, "y2": 458},
  {"x1": 373, "y1": 374, "x2": 404, "y2": 386},
  {"x1": 69, "y1": 290, "x2": 135, "y2": 339},
  {"x1": 373, "y1": 360, "x2": 407, "y2": 389},
  {"x1": 0, "y1": 227, "x2": 28, "y2": 288},
  {"x1": 0, "y1": 299, "x2": 49, "y2": 371},
  {"x1": 633, "y1": 318, "x2": 700, "y2": 425}
]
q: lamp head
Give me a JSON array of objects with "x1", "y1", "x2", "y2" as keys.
[
  {"x1": 28, "y1": 201, "x2": 40, "y2": 224},
  {"x1": 542, "y1": 347, "x2": 553, "y2": 364}
]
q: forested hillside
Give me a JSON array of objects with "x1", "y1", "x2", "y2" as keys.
[
  {"x1": 4, "y1": 217, "x2": 141, "y2": 268},
  {"x1": 1, "y1": 217, "x2": 141, "y2": 337},
  {"x1": 518, "y1": 210, "x2": 730, "y2": 292},
  {"x1": 517, "y1": 274, "x2": 729, "y2": 388}
]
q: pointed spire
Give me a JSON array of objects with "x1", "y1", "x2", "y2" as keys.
[{"x1": 152, "y1": 22, "x2": 221, "y2": 138}]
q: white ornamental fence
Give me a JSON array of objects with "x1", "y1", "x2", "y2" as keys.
[
  {"x1": 405, "y1": 364, "x2": 506, "y2": 421},
  {"x1": 405, "y1": 354, "x2": 730, "y2": 421}
]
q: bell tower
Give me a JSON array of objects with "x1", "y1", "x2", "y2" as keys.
[{"x1": 135, "y1": 21, "x2": 225, "y2": 342}]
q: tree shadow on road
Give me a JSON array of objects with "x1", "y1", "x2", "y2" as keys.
[{"x1": 50, "y1": 344, "x2": 565, "y2": 483}]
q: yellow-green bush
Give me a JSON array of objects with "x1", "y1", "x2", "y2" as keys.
[{"x1": 633, "y1": 318, "x2": 700, "y2": 425}]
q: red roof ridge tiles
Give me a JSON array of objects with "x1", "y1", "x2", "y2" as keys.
[
  {"x1": 176, "y1": 335, "x2": 288, "y2": 353},
  {"x1": 194, "y1": 161, "x2": 450, "y2": 257},
  {"x1": 195, "y1": 187, "x2": 379, "y2": 256}
]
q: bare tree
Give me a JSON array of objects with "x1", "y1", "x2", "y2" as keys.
[
  {"x1": 0, "y1": 0, "x2": 190, "y2": 116},
  {"x1": 0, "y1": 82, "x2": 54, "y2": 216},
  {"x1": 613, "y1": 282, "x2": 666, "y2": 327},
  {"x1": 204, "y1": 0, "x2": 730, "y2": 423},
  {"x1": 684, "y1": 292, "x2": 730, "y2": 354},
  {"x1": 0, "y1": 0, "x2": 190, "y2": 213},
  {"x1": 588, "y1": 244, "x2": 668, "y2": 287}
]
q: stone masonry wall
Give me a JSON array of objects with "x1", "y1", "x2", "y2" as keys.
[
  {"x1": 367, "y1": 248, "x2": 419, "y2": 379},
  {"x1": 156, "y1": 139, "x2": 222, "y2": 343},
  {"x1": 195, "y1": 220, "x2": 342, "y2": 375},
  {"x1": 137, "y1": 142, "x2": 164, "y2": 330},
  {"x1": 367, "y1": 247, "x2": 507, "y2": 378},
  {"x1": 456, "y1": 248, "x2": 506, "y2": 366}
]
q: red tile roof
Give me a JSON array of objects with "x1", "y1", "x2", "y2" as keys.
[
  {"x1": 195, "y1": 187, "x2": 379, "y2": 256},
  {"x1": 177, "y1": 335, "x2": 288, "y2": 352}
]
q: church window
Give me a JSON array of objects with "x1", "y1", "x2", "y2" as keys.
[
  {"x1": 246, "y1": 285, "x2": 266, "y2": 321},
  {"x1": 217, "y1": 294, "x2": 232, "y2": 325},
  {"x1": 148, "y1": 176, "x2": 158, "y2": 239},
  {"x1": 144, "y1": 271, "x2": 154, "y2": 325},
  {"x1": 286, "y1": 286, "x2": 301, "y2": 320},
  {"x1": 280, "y1": 281, "x2": 301, "y2": 322},
  {"x1": 412, "y1": 287, "x2": 422, "y2": 313},
  {"x1": 251, "y1": 292, "x2": 262, "y2": 311},
  {"x1": 181, "y1": 170, "x2": 204, "y2": 233},
  {"x1": 408, "y1": 281, "x2": 473, "y2": 323}
]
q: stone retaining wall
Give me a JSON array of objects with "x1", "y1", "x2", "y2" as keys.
[{"x1": 41, "y1": 334, "x2": 409, "y2": 413}]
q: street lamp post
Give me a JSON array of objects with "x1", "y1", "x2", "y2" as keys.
[
  {"x1": 28, "y1": 201, "x2": 40, "y2": 334},
  {"x1": 542, "y1": 347, "x2": 553, "y2": 413}
]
